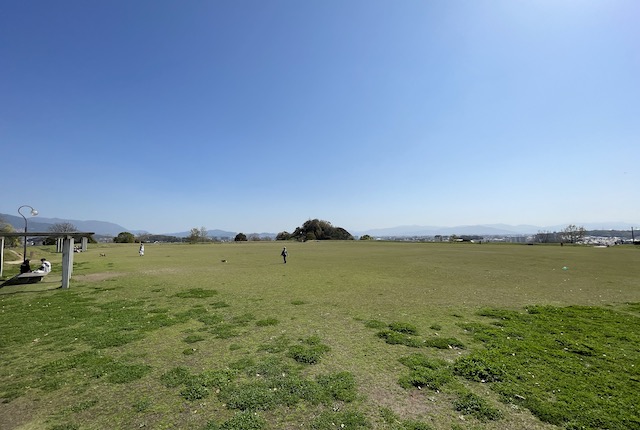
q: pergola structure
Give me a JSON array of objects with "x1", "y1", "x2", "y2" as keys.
[{"x1": 0, "y1": 232, "x2": 95, "y2": 289}]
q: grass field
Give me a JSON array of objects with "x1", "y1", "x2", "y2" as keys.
[{"x1": 1, "y1": 241, "x2": 639, "y2": 430}]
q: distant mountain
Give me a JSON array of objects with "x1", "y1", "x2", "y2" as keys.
[
  {"x1": 358, "y1": 222, "x2": 637, "y2": 237},
  {"x1": 0, "y1": 213, "x2": 133, "y2": 236},
  {"x1": 2, "y1": 212, "x2": 634, "y2": 239}
]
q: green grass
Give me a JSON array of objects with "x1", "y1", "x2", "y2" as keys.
[{"x1": 0, "y1": 241, "x2": 639, "y2": 429}]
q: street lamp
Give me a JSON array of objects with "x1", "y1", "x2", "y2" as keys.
[{"x1": 18, "y1": 205, "x2": 38, "y2": 262}]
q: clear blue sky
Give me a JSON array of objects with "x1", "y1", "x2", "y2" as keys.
[{"x1": 2, "y1": 1, "x2": 638, "y2": 234}]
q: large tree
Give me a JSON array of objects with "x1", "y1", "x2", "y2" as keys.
[
  {"x1": 234, "y1": 233, "x2": 247, "y2": 242},
  {"x1": 561, "y1": 224, "x2": 586, "y2": 244},
  {"x1": 291, "y1": 219, "x2": 353, "y2": 241},
  {"x1": 114, "y1": 232, "x2": 135, "y2": 243}
]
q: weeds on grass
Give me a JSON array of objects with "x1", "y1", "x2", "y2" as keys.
[
  {"x1": 370, "y1": 320, "x2": 464, "y2": 350},
  {"x1": 255, "y1": 318, "x2": 279, "y2": 326},
  {"x1": 173, "y1": 288, "x2": 219, "y2": 298},
  {"x1": 422, "y1": 337, "x2": 465, "y2": 350},
  {"x1": 310, "y1": 410, "x2": 370, "y2": 429},
  {"x1": 455, "y1": 305, "x2": 640, "y2": 429},
  {"x1": 258, "y1": 334, "x2": 291, "y2": 353},
  {"x1": 160, "y1": 366, "x2": 191, "y2": 388},
  {"x1": 204, "y1": 410, "x2": 268, "y2": 430},
  {"x1": 453, "y1": 391, "x2": 502, "y2": 422},
  {"x1": 376, "y1": 330, "x2": 422, "y2": 348},
  {"x1": 132, "y1": 398, "x2": 151, "y2": 412},
  {"x1": 397, "y1": 354, "x2": 453, "y2": 391},
  {"x1": 388, "y1": 322, "x2": 418, "y2": 335},
  {"x1": 37, "y1": 350, "x2": 151, "y2": 388},
  {"x1": 184, "y1": 334, "x2": 206, "y2": 344},
  {"x1": 287, "y1": 336, "x2": 331, "y2": 364},
  {"x1": 364, "y1": 319, "x2": 387, "y2": 329}
]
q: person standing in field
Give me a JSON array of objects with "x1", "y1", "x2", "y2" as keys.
[
  {"x1": 139, "y1": 243, "x2": 145, "y2": 256},
  {"x1": 281, "y1": 247, "x2": 288, "y2": 264}
]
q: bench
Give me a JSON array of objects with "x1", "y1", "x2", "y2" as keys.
[{"x1": 0, "y1": 272, "x2": 49, "y2": 288}]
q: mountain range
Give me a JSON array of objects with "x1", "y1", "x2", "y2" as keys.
[{"x1": 0, "y1": 213, "x2": 635, "y2": 238}]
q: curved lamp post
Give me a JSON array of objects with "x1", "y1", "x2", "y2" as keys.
[{"x1": 18, "y1": 205, "x2": 38, "y2": 262}]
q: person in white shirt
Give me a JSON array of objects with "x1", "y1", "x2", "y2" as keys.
[{"x1": 34, "y1": 258, "x2": 51, "y2": 274}]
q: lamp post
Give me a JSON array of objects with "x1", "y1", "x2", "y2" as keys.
[{"x1": 18, "y1": 205, "x2": 38, "y2": 262}]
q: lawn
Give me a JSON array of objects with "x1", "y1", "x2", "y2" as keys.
[{"x1": 1, "y1": 241, "x2": 639, "y2": 430}]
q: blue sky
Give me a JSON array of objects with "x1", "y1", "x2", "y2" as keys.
[{"x1": 2, "y1": 1, "x2": 638, "y2": 234}]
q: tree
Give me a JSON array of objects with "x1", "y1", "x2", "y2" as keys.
[
  {"x1": 276, "y1": 231, "x2": 291, "y2": 241},
  {"x1": 561, "y1": 224, "x2": 586, "y2": 244},
  {"x1": 235, "y1": 233, "x2": 247, "y2": 242},
  {"x1": 48, "y1": 222, "x2": 78, "y2": 233},
  {"x1": 136, "y1": 233, "x2": 151, "y2": 243},
  {"x1": 0, "y1": 220, "x2": 20, "y2": 248},
  {"x1": 114, "y1": 232, "x2": 135, "y2": 243},
  {"x1": 187, "y1": 228, "x2": 200, "y2": 244},
  {"x1": 360, "y1": 234, "x2": 373, "y2": 240},
  {"x1": 290, "y1": 219, "x2": 354, "y2": 241},
  {"x1": 199, "y1": 226, "x2": 208, "y2": 242}
]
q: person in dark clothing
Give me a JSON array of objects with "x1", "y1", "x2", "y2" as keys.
[
  {"x1": 20, "y1": 259, "x2": 31, "y2": 274},
  {"x1": 281, "y1": 247, "x2": 288, "y2": 264}
]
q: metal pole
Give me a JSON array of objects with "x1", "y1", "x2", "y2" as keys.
[{"x1": 17, "y1": 205, "x2": 38, "y2": 262}]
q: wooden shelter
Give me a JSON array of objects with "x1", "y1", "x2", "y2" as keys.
[{"x1": 0, "y1": 232, "x2": 94, "y2": 289}]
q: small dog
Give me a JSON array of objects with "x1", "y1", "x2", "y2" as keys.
[
  {"x1": 99, "y1": 253, "x2": 107, "y2": 257},
  {"x1": 221, "y1": 259, "x2": 227, "y2": 263}
]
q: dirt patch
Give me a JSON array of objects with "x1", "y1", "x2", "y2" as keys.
[
  {"x1": 0, "y1": 397, "x2": 45, "y2": 430},
  {"x1": 3, "y1": 250, "x2": 24, "y2": 265}
]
